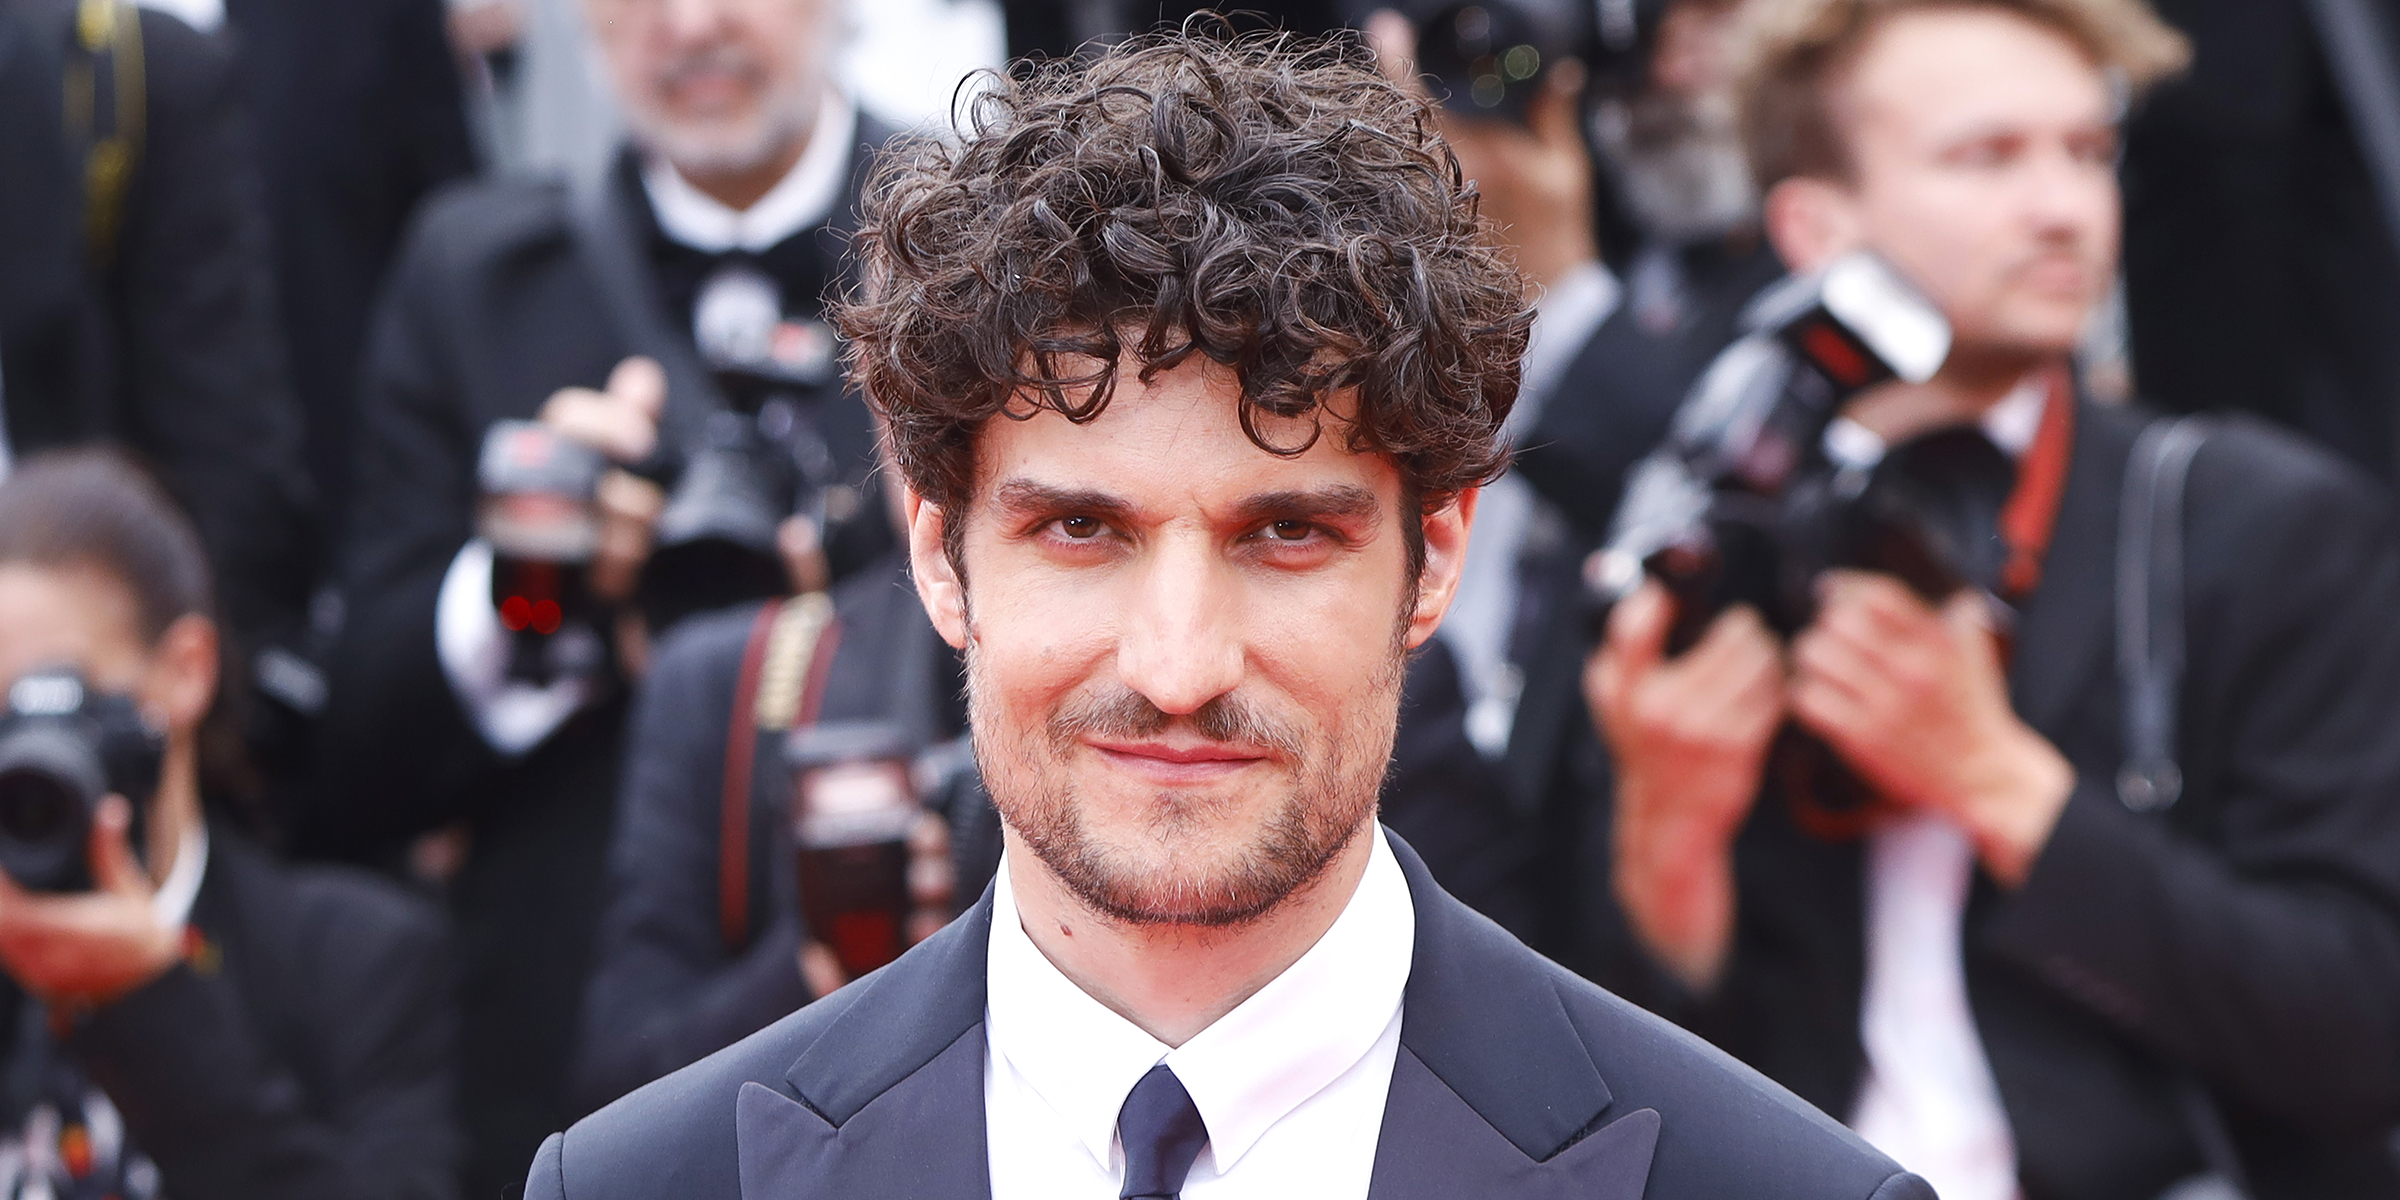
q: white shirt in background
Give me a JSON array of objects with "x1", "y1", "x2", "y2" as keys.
[
  {"x1": 1832, "y1": 377, "x2": 2047, "y2": 1200},
  {"x1": 983, "y1": 825, "x2": 1414, "y2": 1200}
]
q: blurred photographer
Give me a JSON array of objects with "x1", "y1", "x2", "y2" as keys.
[
  {"x1": 1574, "y1": 2, "x2": 2400, "y2": 1198},
  {"x1": 318, "y1": 0, "x2": 896, "y2": 1188},
  {"x1": 0, "y1": 450, "x2": 456, "y2": 1200}
]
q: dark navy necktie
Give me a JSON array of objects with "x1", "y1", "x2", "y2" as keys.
[{"x1": 1118, "y1": 1063, "x2": 1210, "y2": 1200}]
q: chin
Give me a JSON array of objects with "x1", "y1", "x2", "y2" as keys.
[{"x1": 1001, "y1": 770, "x2": 1376, "y2": 929}]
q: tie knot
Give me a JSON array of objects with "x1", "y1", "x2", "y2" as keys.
[{"x1": 1117, "y1": 1063, "x2": 1209, "y2": 1200}]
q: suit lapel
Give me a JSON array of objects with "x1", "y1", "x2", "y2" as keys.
[
  {"x1": 733, "y1": 884, "x2": 997, "y2": 1198},
  {"x1": 1372, "y1": 835, "x2": 1656, "y2": 1198},
  {"x1": 1370, "y1": 1047, "x2": 1659, "y2": 1200},
  {"x1": 736, "y1": 1028, "x2": 991, "y2": 1200}
]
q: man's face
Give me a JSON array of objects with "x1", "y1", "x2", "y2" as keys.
[
  {"x1": 584, "y1": 0, "x2": 834, "y2": 175},
  {"x1": 910, "y1": 360, "x2": 1471, "y2": 927},
  {"x1": 1809, "y1": 9, "x2": 2121, "y2": 358}
]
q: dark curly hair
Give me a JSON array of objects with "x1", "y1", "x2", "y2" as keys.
[{"x1": 835, "y1": 27, "x2": 1533, "y2": 569}]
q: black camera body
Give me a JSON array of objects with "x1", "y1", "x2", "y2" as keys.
[
  {"x1": 0, "y1": 668, "x2": 162, "y2": 893},
  {"x1": 1594, "y1": 252, "x2": 1964, "y2": 647},
  {"x1": 478, "y1": 419, "x2": 612, "y2": 687},
  {"x1": 641, "y1": 262, "x2": 851, "y2": 634}
]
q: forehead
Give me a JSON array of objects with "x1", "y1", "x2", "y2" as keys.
[
  {"x1": 1843, "y1": 8, "x2": 2113, "y2": 143},
  {"x1": 970, "y1": 360, "x2": 1401, "y2": 515},
  {"x1": 0, "y1": 563, "x2": 145, "y2": 688}
]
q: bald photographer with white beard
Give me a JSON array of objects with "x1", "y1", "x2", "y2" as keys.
[{"x1": 319, "y1": 0, "x2": 901, "y2": 1190}]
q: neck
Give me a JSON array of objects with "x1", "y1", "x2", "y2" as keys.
[
  {"x1": 145, "y1": 742, "x2": 202, "y2": 887},
  {"x1": 1005, "y1": 825, "x2": 1377, "y2": 1048},
  {"x1": 1843, "y1": 344, "x2": 2058, "y2": 446}
]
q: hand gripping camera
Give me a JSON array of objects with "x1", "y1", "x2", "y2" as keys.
[
  {"x1": 0, "y1": 669, "x2": 163, "y2": 892},
  {"x1": 1591, "y1": 253, "x2": 2034, "y2": 835}
]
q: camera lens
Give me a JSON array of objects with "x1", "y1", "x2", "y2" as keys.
[{"x1": 0, "y1": 768, "x2": 78, "y2": 844}]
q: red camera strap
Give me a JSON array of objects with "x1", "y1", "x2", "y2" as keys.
[
  {"x1": 719, "y1": 597, "x2": 842, "y2": 951},
  {"x1": 1996, "y1": 364, "x2": 2078, "y2": 600}
]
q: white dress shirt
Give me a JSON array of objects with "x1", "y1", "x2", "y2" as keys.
[
  {"x1": 436, "y1": 98, "x2": 857, "y2": 755},
  {"x1": 984, "y1": 825, "x2": 1414, "y2": 1200},
  {"x1": 1830, "y1": 378, "x2": 2047, "y2": 1200}
]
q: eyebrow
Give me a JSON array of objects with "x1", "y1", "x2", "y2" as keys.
[{"x1": 986, "y1": 478, "x2": 1382, "y2": 529}]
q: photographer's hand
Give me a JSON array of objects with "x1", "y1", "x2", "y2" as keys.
[
  {"x1": 1790, "y1": 571, "x2": 2074, "y2": 886},
  {"x1": 541, "y1": 356, "x2": 670, "y2": 604},
  {"x1": 1587, "y1": 583, "x2": 1785, "y2": 993},
  {"x1": 0, "y1": 797, "x2": 181, "y2": 1005}
]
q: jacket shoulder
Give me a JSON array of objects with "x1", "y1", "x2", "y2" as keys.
[
  {"x1": 392, "y1": 175, "x2": 577, "y2": 289},
  {"x1": 1545, "y1": 958, "x2": 1917, "y2": 1199}
]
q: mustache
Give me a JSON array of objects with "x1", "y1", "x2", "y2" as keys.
[
  {"x1": 1049, "y1": 685, "x2": 1306, "y2": 760},
  {"x1": 654, "y1": 43, "x2": 763, "y2": 90}
]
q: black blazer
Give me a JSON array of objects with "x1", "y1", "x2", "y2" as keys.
[
  {"x1": 1556, "y1": 400, "x2": 2400, "y2": 1199},
  {"x1": 53, "y1": 826, "x2": 459, "y2": 1200},
  {"x1": 221, "y1": 0, "x2": 478, "y2": 542},
  {"x1": 530, "y1": 833, "x2": 1928, "y2": 1200},
  {"x1": 0, "y1": 0, "x2": 314, "y2": 650}
]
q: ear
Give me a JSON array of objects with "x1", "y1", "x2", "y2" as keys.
[
  {"x1": 1404, "y1": 487, "x2": 1479, "y2": 649},
  {"x1": 1761, "y1": 176, "x2": 1865, "y2": 274},
  {"x1": 146, "y1": 614, "x2": 218, "y2": 736},
  {"x1": 904, "y1": 487, "x2": 970, "y2": 649}
]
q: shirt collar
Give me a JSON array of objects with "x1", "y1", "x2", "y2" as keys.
[
  {"x1": 984, "y1": 824, "x2": 1415, "y2": 1178},
  {"x1": 1821, "y1": 372, "x2": 2051, "y2": 471},
  {"x1": 640, "y1": 90, "x2": 857, "y2": 255},
  {"x1": 150, "y1": 820, "x2": 209, "y2": 931}
]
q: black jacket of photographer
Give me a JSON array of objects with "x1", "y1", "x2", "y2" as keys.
[
  {"x1": 8, "y1": 823, "x2": 458, "y2": 1199},
  {"x1": 318, "y1": 116, "x2": 895, "y2": 1199},
  {"x1": 573, "y1": 551, "x2": 1531, "y2": 1111},
  {"x1": 1556, "y1": 396, "x2": 2400, "y2": 1200},
  {"x1": 0, "y1": 0, "x2": 315, "y2": 662}
]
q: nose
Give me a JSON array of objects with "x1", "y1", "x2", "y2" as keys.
[
  {"x1": 1114, "y1": 531, "x2": 1244, "y2": 718},
  {"x1": 2025, "y1": 143, "x2": 2114, "y2": 241},
  {"x1": 661, "y1": 0, "x2": 725, "y2": 40}
]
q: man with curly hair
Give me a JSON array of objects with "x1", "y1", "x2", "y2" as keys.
[{"x1": 526, "y1": 30, "x2": 1930, "y2": 1200}]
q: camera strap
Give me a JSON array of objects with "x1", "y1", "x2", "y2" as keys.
[
  {"x1": 2114, "y1": 416, "x2": 2206, "y2": 814},
  {"x1": 1995, "y1": 366, "x2": 2078, "y2": 601},
  {"x1": 719, "y1": 594, "x2": 842, "y2": 951},
  {"x1": 2115, "y1": 415, "x2": 2253, "y2": 1199}
]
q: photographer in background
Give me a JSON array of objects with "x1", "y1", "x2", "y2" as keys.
[
  {"x1": 0, "y1": 450, "x2": 456, "y2": 1200},
  {"x1": 1574, "y1": 1, "x2": 2400, "y2": 1197},
  {"x1": 317, "y1": 0, "x2": 895, "y2": 1188}
]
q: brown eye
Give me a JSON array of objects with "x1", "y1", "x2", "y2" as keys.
[
  {"x1": 1057, "y1": 516, "x2": 1103, "y2": 539},
  {"x1": 1268, "y1": 521, "x2": 1313, "y2": 541}
]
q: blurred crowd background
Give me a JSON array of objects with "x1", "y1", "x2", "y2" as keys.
[{"x1": 1, "y1": 0, "x2": 2399, "y2": 1197}]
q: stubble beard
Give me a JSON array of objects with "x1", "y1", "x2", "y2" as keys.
[
  {"x1": 624, "y1": 50, "x2": 821, "y2": 179},
  {"x1": 968, "y1": 634, "x2": 1406, "y2": 930}
]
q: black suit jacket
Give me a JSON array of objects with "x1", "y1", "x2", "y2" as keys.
[
  {"x1": 0, "y1": 0, "x2": 314, "y2": 651},
  {"x1": 531, "y1": 833, "x2": 1927, "y2": 1200},
  {"x1": 322, "y1": 121, "x2": 895, "y2": 1199},
  {"x1": 1559, "y1": 399, "x2": 2400, "y2": 1199},
  {"x1": 48, "y1": 825, "x2": 458, "y2": 1199},
  {"x1": 221, "y1": 0, "x2": 478, "y2": 542}
]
